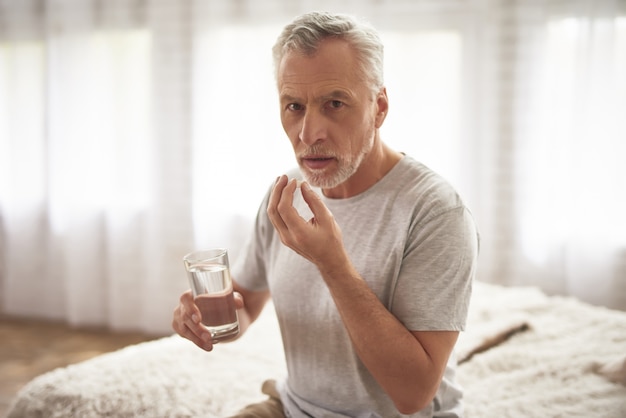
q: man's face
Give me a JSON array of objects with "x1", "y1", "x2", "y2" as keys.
[{"x1": 277, "y1": 39, "x2": 384, "y2": 191}]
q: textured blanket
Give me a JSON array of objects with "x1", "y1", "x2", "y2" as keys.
[{"x1": 6, "y1": 282, "x2": 626, "y2": 418}]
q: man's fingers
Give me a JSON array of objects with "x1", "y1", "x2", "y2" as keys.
[
  {"x1": 181, "y1": 323, "x2": 214, "y2": 351},
  {"x1": 277, "y1": 179, "x2": 306, "y2": 225},
  {"x1": 300, "y1": 181, "x2": 330, "y2": 222},
  {"x1": 268, "y1": 176, "x2": 308, "y2": 234},
  {"x1": 267, "y1": 175, "x2": 289, "y2": 232},
  {"x1": 174, "y1": 290, "x2": 214, "y2": 351}
]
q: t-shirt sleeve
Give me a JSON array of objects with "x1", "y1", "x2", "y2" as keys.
[
  {"x1": 230, "y1": 189, "x2": 273, "y2": 292},
  {"x1": 391, "y1": 206, "x2": 479, "y2": 331}
]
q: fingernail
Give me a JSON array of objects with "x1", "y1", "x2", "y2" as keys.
[{"x1": 192, "y1": 314, "x2": 200, "y2": 323}]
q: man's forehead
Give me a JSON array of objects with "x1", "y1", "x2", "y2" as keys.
[
  {"x1": 278, "y1": 40, "x2": 357, "y2": 77},
  {"x1": 277, "y1": 68, "x2": 359, "y2": 102},
  {"x1": 278, "y1": 81, "x2": 354, "y2": 102}
]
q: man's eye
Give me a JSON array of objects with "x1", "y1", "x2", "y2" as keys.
[
  {"x1": 287, "y1": 103, "x2": 303, "y2": 111},
  {"x1": 329, "y1": 100, "x2": 344, "y2": 109}
]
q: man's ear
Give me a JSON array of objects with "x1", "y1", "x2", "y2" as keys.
[{"x1": 375, "y1": 87, "x2": 389, "y2": 128}]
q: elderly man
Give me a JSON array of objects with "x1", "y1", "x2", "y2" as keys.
[{"x1": 173, "y1": 11, "x2": 479, "y2": 418}]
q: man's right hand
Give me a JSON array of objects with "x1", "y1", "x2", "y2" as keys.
[
  {"x1": 172, "y1": 290, "x2": 215, "y2": 351},
  {"x1": 173, "y1": 283, "x2": 270, "y2": 351}
]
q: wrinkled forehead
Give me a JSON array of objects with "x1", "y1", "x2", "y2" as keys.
[{"x1": 277, "y1": 39, "x2": 363, "y2": 86}]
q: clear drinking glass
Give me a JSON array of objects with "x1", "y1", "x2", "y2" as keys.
[{"x1": 183, "y1": 249, "x2": 239, "y2": 342}]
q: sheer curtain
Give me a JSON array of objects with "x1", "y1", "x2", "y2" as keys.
[
  {"x1": 481, "y1": 0, "x2": 626, "y2": 311},
  {"x1": 1, "y1": 0, "x2": 625, "y2": 335},
  {"x1": 511, "y1": 3, "x2": 626, "y2": 309}
]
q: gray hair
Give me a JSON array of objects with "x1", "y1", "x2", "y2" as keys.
[{"x1": 272, "y1": 11, "x2": 385, "y2": 93}]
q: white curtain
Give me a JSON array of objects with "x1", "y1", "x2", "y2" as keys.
[{"x1": 1, "y1": 0, "x2": 625, "y2": 335}]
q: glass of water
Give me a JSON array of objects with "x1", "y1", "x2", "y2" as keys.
[{"x1": 183, "y1": 248, "x2": 239, "y2": 342}]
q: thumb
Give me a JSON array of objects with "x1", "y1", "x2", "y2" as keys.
[{"x1": 233, "y1": 291, "x2": 245, "y2": 310}]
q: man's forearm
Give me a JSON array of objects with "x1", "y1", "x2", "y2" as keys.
[{"x1": 317, "y1": 254, "x2": 451, "y2": 414}]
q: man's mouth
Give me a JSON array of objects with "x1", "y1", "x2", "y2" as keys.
[{"x1": 301, "y1": 155, "x2": 335, "y2": 170}]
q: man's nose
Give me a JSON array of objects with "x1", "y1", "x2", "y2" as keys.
[{"x1": 298, "y1": 109, "x2": 326, "y2": 146}]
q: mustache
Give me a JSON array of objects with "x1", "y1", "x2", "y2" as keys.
[{"x1": 299, "y1": 145, "x2": 337, "y2": 159}]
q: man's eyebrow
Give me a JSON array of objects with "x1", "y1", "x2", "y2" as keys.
[
  {"x1": 321, "y1": 90, "x2": 352, "y2": 102},
  {"x1": 279, "y1": 94, "x2": 299, "y2": 103},
  {"x1": 279, "y1": 90, "x2": 353, "y2": 104}
]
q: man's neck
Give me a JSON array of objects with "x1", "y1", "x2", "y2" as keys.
[{"x1": 321, "y1": 142, "x2": 403, "y2": 199}]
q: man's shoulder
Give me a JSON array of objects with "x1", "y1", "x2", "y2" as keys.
[{"x1": 393, "y1": 156, "x2": 463, "y2": 208}]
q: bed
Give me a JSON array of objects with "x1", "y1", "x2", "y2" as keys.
[{"x1": 5, "y1": 281, "x2": 626, "y2": 417}]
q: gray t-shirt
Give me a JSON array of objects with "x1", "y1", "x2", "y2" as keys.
[{"x1": 232, "y1": 155, "x2": 479, "y2": 418}]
